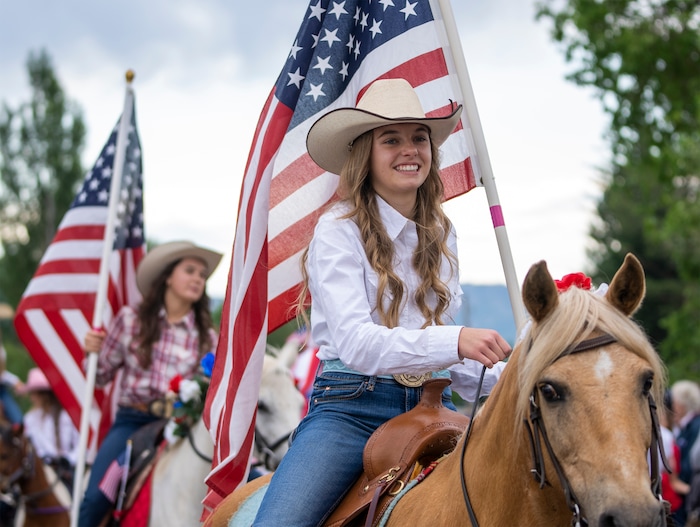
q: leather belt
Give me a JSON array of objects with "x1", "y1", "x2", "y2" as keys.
[
  {"x1": 124, "y1": 399, "x2": 168, "y2": 418},
  {"x1": 392, "y1": 373, "x2": 433, "y2": 387}
]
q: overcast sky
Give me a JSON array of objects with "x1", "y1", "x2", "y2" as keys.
[{"x1": 0, "y1": 0, "x2": 610, "y2": 302}]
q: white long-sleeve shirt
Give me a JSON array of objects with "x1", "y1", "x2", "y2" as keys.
[
  {"x1": 307, "y1": 197, "x2": 505, "y2": 402},
  {"x1": 23, "y1": 408, "x2": 80, "y2": 466}
]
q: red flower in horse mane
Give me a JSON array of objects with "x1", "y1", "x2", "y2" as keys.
[
  {"x1": 554, "y1": 272, "x2": 592, "y2": 293},
  {"x1": 169, "y1": 374, "x2": 183, "y2": 393}
]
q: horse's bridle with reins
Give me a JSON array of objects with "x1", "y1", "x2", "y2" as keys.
[
  {"x1": 0, "y1": 432, "x2": 69, "y2": 515},
  {"x1": 253, "y1": 426, "x2": 293, "y2": 471},
  {"x1": 458, "y1": 333, "x2": 670, "y2": 527}
]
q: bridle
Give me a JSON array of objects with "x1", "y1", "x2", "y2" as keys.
[
  {"x1": 171, "y1": 418, "x2": 212, "y2": 463},
  {"x1": 0, "y1": 431, "x2": 69, "y2": 516},
  {"x1": 459, "y1": 333, "x2": 670, "y2": 527},
  {"x1": 186, "y1": 425, "x2": 213, "y2": 463},
  {"x1": 253, "y1": 426, "x2": 292, "y2": 471}
]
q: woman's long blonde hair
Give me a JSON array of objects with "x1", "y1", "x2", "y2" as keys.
[{"x1": 296, "y1": 128, "x2": 457, "y2": 329}]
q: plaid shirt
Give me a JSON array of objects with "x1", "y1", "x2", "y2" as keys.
[{"x1": 95, "y1": 305, "x2": 216, "y2": 406}]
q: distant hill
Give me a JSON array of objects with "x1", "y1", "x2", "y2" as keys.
[{"x1": 456, "y1": 284, "x2": 517, "y2": 346}]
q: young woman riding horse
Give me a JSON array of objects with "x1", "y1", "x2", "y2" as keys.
[
  {"x1": 78, "y1": 241, "x2": 222, "y2": 527},
  {"x1": 250, "y1": 78, "x2": 511, "y2": 527},
  {"x1": 205, "y1": 253, "x2": 669, "y2": 527}
]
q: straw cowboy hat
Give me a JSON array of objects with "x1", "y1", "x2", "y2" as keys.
[
  {"x1": 306, "y1": 78, "x2": 463, "y2": 175},
  {"x1": 0, "y1": 303, "x2": 14, "y2": 320},
  {"x1": 18, "y1": 367, "x2": 51, "y2": 394},
  {"x1": 136, "y1": 241, "x2": 223, "y2": 295}
]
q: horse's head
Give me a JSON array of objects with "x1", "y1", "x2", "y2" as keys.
[
  {"x1": 514, "y1": 253, "x2": 667, "y2": 526},
  {"x1": 0, "y1": 421, "x2": 30, "y2": 491},
  {"x1": 255, "y1": 351, "x2": 306, "y2": 470}
]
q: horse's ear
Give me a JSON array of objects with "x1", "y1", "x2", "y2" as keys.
[
  {"x1": 605, "y1": 253, "x2": 645, "y2": 316},
  {"x1": 276, "y1": 338, "x2": 302, "y2": 370},
  {"x1": 522, "y1": 260, "x2": 559, "y2": 322},
  {"x1": 265, "y1": 344, "x2": 280, "y2": 358}
]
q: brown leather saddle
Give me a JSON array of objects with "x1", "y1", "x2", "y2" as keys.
[{"x1": 323, "y1": 377, "x2": 470, "y2": 527}]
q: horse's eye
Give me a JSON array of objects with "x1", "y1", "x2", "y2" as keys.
[
  {"x1": 539, "y1": 383, "x2": 562, "y2": 402},
  {"x1": 258, "y1": 401, "x2": 269, "y2": 414},
  {"x1": 642, "y1": 374, "x2": 653, "y2": 396}
]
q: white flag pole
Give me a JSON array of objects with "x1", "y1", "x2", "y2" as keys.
[
  {"x1": 70, "y1": 70, "x2": 136, "y2": 527},
  {"x1": 435, "y1": 0, "x2": 527, "y2": 331}
]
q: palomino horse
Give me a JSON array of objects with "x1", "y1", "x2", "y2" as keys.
[
  {"x1": 205, "y1": 253, "x2": 669, "y2": 527},
  {"x1": 0, "y1": 422, "x2": 71, "y2": 527},
  {"x1": 143, "y1": 346, "x2": 306, "y2": 527}
]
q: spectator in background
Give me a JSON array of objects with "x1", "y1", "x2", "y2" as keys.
[
  {"x1": 20, "y1": 367, "x2": 80, "y2": 492},
  {"x1": 660, "y1": 389, "x2": 689, "y2": 524},
  {"x1": 671, "y1": 379, "x2": 700, "y2": 526},
  {"x1": 0, "y1": 335, "x2": 24, "y2": 425},
  {"x1": 287, "y1": 327, "x2": 319, "y2": 411},
  {"x1": 686, "y1": 426, "x2": 700, "y2": 527}
]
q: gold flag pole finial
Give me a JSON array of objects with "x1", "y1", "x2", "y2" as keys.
[{"x1": 125, "y1": 70, "x2": 135, "y2": 83}]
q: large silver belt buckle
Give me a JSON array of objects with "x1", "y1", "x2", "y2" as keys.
[
  {"x1": 392, "y1": 372, "x2": 432, "y2": 387},
  {"x1": 148, "y1": 399, "x2": 167, "y2": 418}
]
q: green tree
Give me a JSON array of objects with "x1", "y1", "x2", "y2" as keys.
[
  {"x1": 0, "y1": 49, "x2": 86, "y2": 307},
  {"x1": 536, "y1": 0, "x2": 700, "y2": 378}
]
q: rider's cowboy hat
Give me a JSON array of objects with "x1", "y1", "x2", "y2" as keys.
[
  {"x1": 136, "y1": 241, "x2": 223, "y2": 295},
  {"x1": 306, "y1": 78, "x2": 463, "y2": 175},
  {"x1": 18, "y1": 367, "x2": 51, "y2": 394}
]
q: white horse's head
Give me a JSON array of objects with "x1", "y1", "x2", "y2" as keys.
[{"x1": 254, "y1": 345, "x2": 306, "y2": 470}]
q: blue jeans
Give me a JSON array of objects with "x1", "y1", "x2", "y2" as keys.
[
  {"x1": 0, "y1": 383, "x2": 23, "y2": 424},
  {"x1": 78, "y1": 406, "x2": 160, "y2": 527},
  {"x1": 252, "y1": 372, "x2": 456, "y2": 527}
]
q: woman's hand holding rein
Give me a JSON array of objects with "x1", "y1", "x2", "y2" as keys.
[{"x1": 457, "y1": 327, "x2": 511, "y2": 368}]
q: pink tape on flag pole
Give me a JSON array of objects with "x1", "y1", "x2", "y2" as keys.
[{"x1": 490, "y1": 205, "x2": 505, "y2": 228}]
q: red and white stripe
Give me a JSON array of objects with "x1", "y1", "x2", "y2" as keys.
[{"x1": 14, "y1": 207, "x2": 144, "y2": 450}]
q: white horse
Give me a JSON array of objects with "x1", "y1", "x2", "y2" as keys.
[{"x1": 147, "y1": 344, "x2": 306, "y2": 527}]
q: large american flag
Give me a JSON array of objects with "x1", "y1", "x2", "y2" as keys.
[
  {"x1": 14, "y1": 105, "x2": 145, "y2": 448},
  {"x1": 202, "y1": 0, "x2": 480, "y2": 514}
]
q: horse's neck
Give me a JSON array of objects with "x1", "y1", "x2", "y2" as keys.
[
  {"x1": 447, "y1": 356, "x2": 571, "y2": 525},
  {"x1": 192, "y1": 415, "x2": 214, "y2": 457},
  {"x1": 165, "y1": 417, "x2": 212, "y2": 466},
  {"x1": 150, "y1": 417, "x2": 212, "y2": 527},
  {"x1": 20, "y1": 456, "x2": 67, "y2": 517},
  {"x1": 393, "y1": 356, "x2": 571, "y2": 526}
]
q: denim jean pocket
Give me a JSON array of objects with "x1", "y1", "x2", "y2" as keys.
[
  {"x1": 441, "y1": 386, "x2": 457, "y2": 411},
  {"x1": 310, "y1": 372, "x2": 368, "y2": 405}
]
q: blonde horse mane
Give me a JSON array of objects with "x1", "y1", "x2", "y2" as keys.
[{"x1": 513, "y1": 286, "x2": 667, "y2": 429}]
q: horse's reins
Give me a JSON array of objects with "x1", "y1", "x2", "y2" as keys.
[
  {"x1": 458, "y1": 333, "x2": 670, "y2": 527},
  {"x1": 0, "y1": 433, "x2": 34, "y2": 493},
  {"x1": 253, "y1": 427, "x2": 292, "y2": 471},
  {"x1": 185, "y1": 425, "x2": 213, "y2": 463},
  {"x1": 180, "y1": 417, "x2": 293, "y2": 469}
]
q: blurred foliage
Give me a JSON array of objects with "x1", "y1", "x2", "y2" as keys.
[
  {"x1": 0, "y1": 49, "x2": 86, "y2": 308},
  {"x1": 536, "y1": 0, "x2": 700, "y2": 381},
  {"x1": 268, "y1": 319, "x2": 299, "y2": 349}
]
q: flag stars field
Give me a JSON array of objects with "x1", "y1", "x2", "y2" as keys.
[
  {"x1": 328, "y1": 2, "x2": 348, "y2": 19},
  {"x1": 309, "y1": 2, "x2": 326, "y2": 21},
  {"x1": 401, "y1": 1, "x2": 418, "y2": 20},
  {"x1": 287, "y1": 67, "x2": 305, "y2": 88}
]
